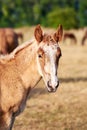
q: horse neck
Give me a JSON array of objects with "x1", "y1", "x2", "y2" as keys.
[{"x1": 15, "y1": 41, "x2": 41, "y2": 89}]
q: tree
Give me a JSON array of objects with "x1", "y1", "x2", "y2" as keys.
[
  {"x1": 0, "y1": 0, "x2": 86, "y2": 29},
  {"x1": 45, "y1": 7, "x2": 78, "y2": 29},
  {"x1": 79, "y1": 0, "x2": 87, "y2": 27}
]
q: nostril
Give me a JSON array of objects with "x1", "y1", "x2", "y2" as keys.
[
  {"x1": 47, "y1": 81, "x2": 51, "y2": 88},
  {"x1": 56, "y1": 81, "x2": 59, "y2": 89}
]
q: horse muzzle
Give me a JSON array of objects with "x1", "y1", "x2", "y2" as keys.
[{"x1": 47, "y1": 80, "x2": 59, "y2": 92}]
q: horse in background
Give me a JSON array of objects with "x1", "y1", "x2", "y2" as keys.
[
  {"x1": 0, "y1": 24, "x2": 63, "y2": 130},
  {"x1": 82, "y1": 30, "x2": 87, "y2": 45},
  {"x1": 0, "y1": 28, "x2": 23, "y2": 55},
  {"x1": 63, "y1": 32, "x2": 77, "y2": 44}
]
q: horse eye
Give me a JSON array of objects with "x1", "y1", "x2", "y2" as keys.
[{"x1": 38, "y1": 54, "x2": 42, "y2": 58}]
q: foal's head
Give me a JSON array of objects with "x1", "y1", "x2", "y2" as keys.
[{"x1": 35, "y1": 25, "x2": 63, "y2": 92}]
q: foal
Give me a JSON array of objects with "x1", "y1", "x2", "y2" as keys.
[{"x1": 0, "y1": 24, "x2": 63, "y2": 130}]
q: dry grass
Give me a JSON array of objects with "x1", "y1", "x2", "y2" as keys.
[{"x1": 13, "y1": 27, "x2": 87, "y2": 130}]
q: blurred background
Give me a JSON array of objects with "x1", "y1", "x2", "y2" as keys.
[{"x1": 0, "y1": 0, "x2": 87, "y2": 29}]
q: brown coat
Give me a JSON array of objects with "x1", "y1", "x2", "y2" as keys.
[{"x1": 0, "y1": 28, "x2": 23, "y2": 55}]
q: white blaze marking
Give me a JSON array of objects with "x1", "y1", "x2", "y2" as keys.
[
  {"x1": 49, "y1": 47, "x2": 57, "y2": 87},
  {"x1": 44, "y1": 44, "x2": 58, "y2": 88},
  {"x1": 37, "y1": 44, "x2": 59, "y2": 88}
]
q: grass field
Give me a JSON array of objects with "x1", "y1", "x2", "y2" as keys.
[{"x1": 13, "y1": 27, "x2": 87, "y2": 130}]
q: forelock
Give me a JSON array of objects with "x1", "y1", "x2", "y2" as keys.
[{"x1": 43, "y1": 34, "x2": 56, "y2": 44}]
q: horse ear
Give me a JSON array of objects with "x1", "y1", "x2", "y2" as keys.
[
  {"x1": 34, "y1": 24, "x2": 43, "y2": 43},
  {"x1": 54, "y1": 24, "x2": 63, "y2": 42}
]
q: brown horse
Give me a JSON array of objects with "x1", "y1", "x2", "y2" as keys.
[
  {"x1": 0, "y1": 28, "x2": 23, "y2": 55},
  {"x1": 82, "y1": 30, "x2": 87, "y2": 45},
  {"x1": 0, "y1": 24, "x2": 63, "y2": 130},
  {"x1": 63, "y1": 32, "x2": 77, "y2": 44}
]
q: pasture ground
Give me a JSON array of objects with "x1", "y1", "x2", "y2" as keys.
[{"x1": 13, "y1": 27, "x2": 87, "y2": 130}]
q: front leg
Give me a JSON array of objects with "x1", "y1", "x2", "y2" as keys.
[
  {"x1": 0, "y1": 112, "x2": 14, "y2": 130},
  {"x1": 9, "y1": 115, "x2": 15, "y2": 130}
]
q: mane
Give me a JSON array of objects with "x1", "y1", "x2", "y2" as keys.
[
  {"x1": 12, "y1": 38, "x2": 34, "y2": 55},
  {"x1": 0, "y1": 38, "x2": 35, "y2": 62}
]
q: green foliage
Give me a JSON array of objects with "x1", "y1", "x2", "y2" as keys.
[
  {"x1": 0, "y1": 0, "x2": 86, "y2": 29},
  {"x1": 79, "y1": 0, "x2": 87, "y2": 27},
  {"x1": 45, "y1": 7, "x2": 78, "y2": 29}
]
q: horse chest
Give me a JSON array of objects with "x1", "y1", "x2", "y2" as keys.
[{"x1": 14, "y1": 87, "x2": 31, "y2": 116}]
